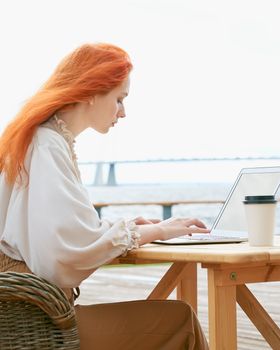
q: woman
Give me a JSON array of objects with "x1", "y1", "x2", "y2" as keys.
[{"x1": 0, "y1": 43, "x2": 209, "y2": 349}]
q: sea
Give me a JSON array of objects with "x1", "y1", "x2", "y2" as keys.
[{"x1": 80, "y1": 159, "x2": 280, "y2": 231}]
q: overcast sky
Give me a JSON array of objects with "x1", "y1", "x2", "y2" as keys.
[{"x1": 1, "y1": 0, "x2": 280, "y2": 162}]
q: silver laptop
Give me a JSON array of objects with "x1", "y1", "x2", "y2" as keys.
[{"x1": 153, "y1": 166, "x2": 280, "y2": 245}]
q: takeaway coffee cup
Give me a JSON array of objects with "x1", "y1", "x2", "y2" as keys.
[{"x1": 243, "y1": 195, "x2": 277, "y2": 246}]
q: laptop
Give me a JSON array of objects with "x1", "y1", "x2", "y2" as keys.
[{"x1": 153, "y1": 166, "x2": 280, "y2": 245}]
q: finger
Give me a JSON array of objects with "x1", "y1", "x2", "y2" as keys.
[
  {"x1": 188, "y1": 227, "x2": 211, "y2": 234},
  {"x1": 133, "y1": 216, "x2": 143, "y2": 221},
  {"x1": 134, "y1": 217, "x2": 152, "y2": 225},
  {"x1": 133, "y1": 218, "x2": 142, "y2": 225},
  {"x1": 149, "y1": 219, "x2": 161, "y2": 224},
  {"x1": 185, "y1": 218, "x2": 208, "y2": 229},
  {"x1": 162, "y1": 217, "x2": 176, "y2": 223}
]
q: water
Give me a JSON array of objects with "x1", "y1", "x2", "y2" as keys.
[
  {"x1": 86, "y1": 183, "x2": 280, "y2": 232},
  {"x1": 81, "y1": 159, "x2": 280, "y2": 230}
]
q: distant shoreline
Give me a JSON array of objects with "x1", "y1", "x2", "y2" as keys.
[{"x1": 80, "y1": 159, "x2": 280, "y2": 186}]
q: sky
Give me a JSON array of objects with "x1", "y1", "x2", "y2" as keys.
[{"x1": 1, "y1": 0, "x2": 280, "y2": 162}]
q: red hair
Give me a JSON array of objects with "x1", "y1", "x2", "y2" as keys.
[{"x1": 0, "y1": 43, "x2": 133, "y2": 184}]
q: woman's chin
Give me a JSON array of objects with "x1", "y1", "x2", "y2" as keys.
[{"x1": 92, "y1": 126, "x2": 110, "y2": 134}]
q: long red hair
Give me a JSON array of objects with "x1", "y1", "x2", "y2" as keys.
[{"x1": 0, "y1": 43, "x2": 132, "y2": 184}]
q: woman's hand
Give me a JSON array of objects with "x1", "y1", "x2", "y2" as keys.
[
  {"x1": 155, "y1": 217, "x2": 210, "y2": 241},
  {"x1": 136, "y1": 217, "x2": 210, "y2": 245},
  {"x1": 133, "y1": 216, "x2": 161, "y2": 225}
]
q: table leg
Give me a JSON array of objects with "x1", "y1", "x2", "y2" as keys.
[
  {"x1": 177, "y1": 262, "x2": 197, "y2": 313},
  {"x1": 237, "y1": 284, "x2": 280, "y2": 348},
  {"x1": 147, "y1": 262, "x2": 189, "y2": 300},
  {"x1": 208, "y1": 268, "x2": 237, "y2": 350}
]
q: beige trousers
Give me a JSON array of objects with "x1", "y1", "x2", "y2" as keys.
[
  {"x1": 75, "y1": 300, "x2": 209, "y2": 350},
  {"x1": 0, "y1": 252, "x2": 209, "y2": 349}
]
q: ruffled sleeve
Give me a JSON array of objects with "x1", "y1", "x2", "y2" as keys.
[{"x1": 8, "y1": 129, "x2": 141, "y2": 288}]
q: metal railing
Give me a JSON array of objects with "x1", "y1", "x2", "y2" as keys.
[{"x1": 94, "y1": 199, "x2": 225, "y2": 220}]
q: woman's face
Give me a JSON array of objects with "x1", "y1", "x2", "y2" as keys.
[{"x1": 86, "y1": 77, "x2": 130, "y2": 134}]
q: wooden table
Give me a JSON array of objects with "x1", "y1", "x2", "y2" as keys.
[{"x1": 115, "y1": 237, "x2": 280, "y2": 350}]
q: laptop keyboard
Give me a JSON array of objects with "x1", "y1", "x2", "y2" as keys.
[
  {"x1": 178, "y1": 234, "x2": 240, "y2": 241},
  {"x1": 153, "y1": 233, "x2": 247, "y2": 245}
]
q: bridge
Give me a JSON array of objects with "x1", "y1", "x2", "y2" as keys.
[{"x1": 78, "y1": 156, "x2": 280, "y2": 186}]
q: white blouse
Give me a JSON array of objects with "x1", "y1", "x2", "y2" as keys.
[{"x1": 0, "y1": 117, "x2": 140, "y2": 288}]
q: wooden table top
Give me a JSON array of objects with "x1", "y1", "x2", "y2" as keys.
[{"x1": 124, "y1": 237, "x2": 280, "y2": 264}]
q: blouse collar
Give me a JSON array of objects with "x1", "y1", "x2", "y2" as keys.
[{"x1": 42, "y1": 115, "x2": 81, "y2": 180}]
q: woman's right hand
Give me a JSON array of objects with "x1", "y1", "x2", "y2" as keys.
[
  {"x1": 136, "y1": 217, "x2": 210, "y2": 245},
  {"x1": 155, "y1": 217, "x2": 210, "y2": 241}
]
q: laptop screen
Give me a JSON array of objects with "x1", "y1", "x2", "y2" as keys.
[{"x1": 212, "y1": 167, "x2": 280, "y2": 233}]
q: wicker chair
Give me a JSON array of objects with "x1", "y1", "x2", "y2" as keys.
[{"x1": 0, "y1": 272, "x2": 80, "y2": 349}]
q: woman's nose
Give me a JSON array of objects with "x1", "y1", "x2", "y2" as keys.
[{"x1": 117, "y1": 106, "x2": 126, "y2": 118}]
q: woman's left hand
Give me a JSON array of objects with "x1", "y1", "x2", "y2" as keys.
[{"x1": 133, "y1": 216, "x2": 161, "y2": 225}]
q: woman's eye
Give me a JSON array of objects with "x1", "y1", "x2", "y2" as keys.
[{"x1": 118, "y1": 100, "x2": 123, "y2": 105}]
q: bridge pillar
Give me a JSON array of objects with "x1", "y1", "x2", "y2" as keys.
[
  {"x1": 163, "y1": 205, "x2": 172, "y2": 219},
  {"x1": 107, "y1": 163, "x2": 117, "y2": 186},
  {"x1": 94, "y1": 163, "x2": 104, "y2": 186}
]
